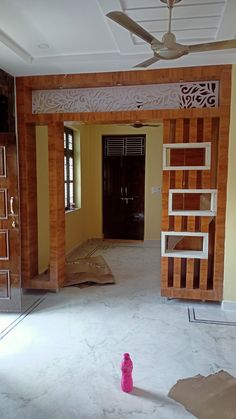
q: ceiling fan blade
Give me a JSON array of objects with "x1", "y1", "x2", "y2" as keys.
[
  {"x1": 133, "y1": 56, "x2": 160, "y2": 68},
  {"x1": 106, "y1": 11, "x2": 162, "y2": 46},
  {"x1": 188, "y1": 39, "x2": 236, "y2": 53}
]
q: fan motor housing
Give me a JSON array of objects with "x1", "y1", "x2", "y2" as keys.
[{"x1": 160, "y1": 0, "x2": 182, "y2": 5}]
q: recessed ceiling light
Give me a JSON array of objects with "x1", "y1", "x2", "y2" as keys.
[{"x1": 38, "y1": 43, "x2": 49, "y2": 49}]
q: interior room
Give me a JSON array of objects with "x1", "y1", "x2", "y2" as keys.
[
  {"x1": 0, "y1": 1, "x2": 236, "y2": 418},
  {"x1": 35, "y1": 122, "x2": 163, "y2": 280}
]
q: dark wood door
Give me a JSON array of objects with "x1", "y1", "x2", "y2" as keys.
[
  {"x1": 0, "y1": 133, "x2": 21, "y2": 311},
  {"x1": 103, "y1": 136, "x2": 145, "y2": 240}
]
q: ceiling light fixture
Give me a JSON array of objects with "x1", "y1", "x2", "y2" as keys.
[
  {"x1": 0, "y1": 28, "x2": 33, "y2": 63},
  {"x1": 37, "y1": 43, "x2": 49, "y2": 49}
]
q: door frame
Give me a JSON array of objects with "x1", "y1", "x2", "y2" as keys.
[
  {"x1": 15, "y1": 65, "x2": 231, "y2": 299},
  {"x1": 102, "y1": 134, "x2": 146, "y2": 240}
]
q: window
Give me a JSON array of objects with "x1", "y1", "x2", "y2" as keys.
[{"x1": 64, "y1": 128, "x2": 75, "y2": 210}]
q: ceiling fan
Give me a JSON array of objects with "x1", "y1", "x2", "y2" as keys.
[
  {"x1": 119, "y1": 121, "x2": 160, "y2": 128},
  {"x1": 106, "y1": 0, "x2": 236, "y2": 68}
]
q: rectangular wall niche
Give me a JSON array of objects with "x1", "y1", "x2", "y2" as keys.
[
  {"x1": 163, "y1": 142, "x2": 211, "y2": 170},
  {"x1": 161, "y1": 231, "x2": 209, "y2": 259},
  {"x1": 168, "y1": 189, "x2": 217, "y2": 216}
]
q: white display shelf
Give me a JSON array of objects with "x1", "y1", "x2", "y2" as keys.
[
  {"x1": 161, "y1": 231, "x2": 209, "y2": 259},
  {"x1": 168, "y1": 189, "x2": 217, "y2": 216},
  {"x1": 163, "y1": 142, "x2": 211, "y2": 171}
]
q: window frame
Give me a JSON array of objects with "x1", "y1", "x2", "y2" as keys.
[{"x1": 64, "y1": 127, "x2": 75, "y2": 210}]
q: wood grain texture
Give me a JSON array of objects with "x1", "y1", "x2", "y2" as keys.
[
  {"x1": 18, "y1": 65, "x2": 231, "y2": 90},
  {"x1": 213, "y1": 115, "x2": 230, "y2": 300},
  {"x1": 161, "y1": 119, "x2": 171, "y2": 290},
  {"x1": 48, "y1": 123, "x2": 65, "y2": 288},
  {"x1": 18, "y1": 124, "x2": 38, "y2": 286},
  {"x1": 15, "y1": 65, "x2": 232, "y2": 298},
  {"x1": 161, "y1": 287, "x2": 218, "y2": 301},
  {"x1": 186, "y1": 119, "x2": 198, "y2": 289}
]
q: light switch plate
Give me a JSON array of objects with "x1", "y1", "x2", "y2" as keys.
[{"x1": 151, "y1": 186, "x2": 161, "y2": 194}]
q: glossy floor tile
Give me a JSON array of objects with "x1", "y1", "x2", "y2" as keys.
[{"x1": 0, "y1": 241, "x2": 236, "y2": 419}]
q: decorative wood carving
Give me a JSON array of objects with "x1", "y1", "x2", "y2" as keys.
[{"x1": 32, "y1": 81, "x2": 219, "y2": 114}]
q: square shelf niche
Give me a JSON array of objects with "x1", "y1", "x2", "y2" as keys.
[
  {"x1": 161, "y1": 231, "x2": 209, "y2": 259},
  {"x1": 168, "y1": 189, "x2": 217, "y2": 216},
  {"x1": 163, "y1": 142, "x2": 211, "y2": 170}
]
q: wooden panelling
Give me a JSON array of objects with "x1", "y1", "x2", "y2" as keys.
[
  {"x1": 173, "y1": 119, "x2": 184, "y2": 289},
  {"x1": 16, "y1": 65, "x2": 231, "y2": 296},
  {"x1": 213, "y1": 115, "x2": 230, "y2": 300},
  {"x1": 161, "y1": 120, "x2": 171, "y2": 291},
  {"x1": 199, "y1": 118, "x2": 212, "y2": 290},
  {"x1": 18, "y1": 124, "x2": 38, "y2": 286},
  {"x1": 48, "y1": 123, "x2": 65, "y2": 288},
  {"x1": 19, "y1": 65, "x2": 231, "y2": 90},
  {"x1": 186, "y1": 118, "x2": 198, "y2": 290}
]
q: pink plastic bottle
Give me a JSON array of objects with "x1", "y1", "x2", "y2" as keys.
[{"x1": 121, "y1": 353, "x2": 133, "y2": 393}]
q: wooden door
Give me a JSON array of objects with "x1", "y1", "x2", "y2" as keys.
[
  {"x1": 0, "y1": 133, "x2": 21, "y2": 311},
  {"x1": 103, "y1": 135, "x2": 145, "y2": 240}
]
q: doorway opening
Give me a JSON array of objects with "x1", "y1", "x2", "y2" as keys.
[{"x1": 103, "y1": 135, "x2": 145, "y2": 240}]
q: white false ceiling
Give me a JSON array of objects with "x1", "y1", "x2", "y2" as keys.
[{"x1": 0, "y1": 0, "x2": 236, "y2": 76}]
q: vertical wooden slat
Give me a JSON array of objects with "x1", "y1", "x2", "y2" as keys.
[
  {"x1": 186, "y1": 118, "x2": 198, "y2": 289},
  {"x1": 201, "y1": 118, "x2": 212, "y2": 188},
  {"x1": 187, "y1": 118, "x2": 198, "y2": 231},
  {"x1": 213, "y1": 115, "x2": 230, "y2": 300},
  {"x1": 199, "y1": 118, "x2": 212, "y2": 291},
  {"x1": 48, "y1": 123, "x2": 65, "y2": 288},
  {"x1": 161, "y1": 119, "x2": 171, "y2": 291},
  {"x1": 173, "y1": 119, "x2": 184, "y2": 289}
]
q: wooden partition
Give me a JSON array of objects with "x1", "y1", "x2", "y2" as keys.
[
  {"x1": 16, "y1": 65, "x2": 231, "y2": 297},
  {"x1": 161, "y1": 115, "x2": 229, "y2": 301}
]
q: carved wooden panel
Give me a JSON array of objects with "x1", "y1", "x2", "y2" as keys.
[
  {"x1": 0, "y1": 146, "x2": 6, "y2": 177},
  {"x1": 0, "y1": 270, "x2": 10, "y2": 298},
  {"x1": 32, "y1": 81, "x2": 219, "y2": 114},
  {"x1": 0, "y1": 189, "x2": 8, "y2": 219}
]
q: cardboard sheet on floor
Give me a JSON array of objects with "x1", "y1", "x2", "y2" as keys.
[
  {"x1": 168, "y1": 370, "x2": 236, "y2": 419},
  {"x1": 65, "y1": 255, "x2": 115, "y2": 286}
]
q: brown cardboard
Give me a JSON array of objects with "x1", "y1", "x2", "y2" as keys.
[
  {"x1": 65, "y1": 255, "x2": 115, "y2": 285},
  {"x1": 168, "y1": 370, "x2": 236, "y2": 419}
]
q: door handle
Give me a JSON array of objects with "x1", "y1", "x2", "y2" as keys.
[
  {"x1": 120, "y1": 197, "x2": 134, "y2": 204},
  {"x1": 9, "y1": 196, "x2": 17, "y2": 228},
  {"x1": 10, "y1": 196, "x2": 15, "y2": 215}
]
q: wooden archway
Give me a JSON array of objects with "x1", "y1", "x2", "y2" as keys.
[{"x1": 16, "y1": 65, "x2": 231, "y2": 300}]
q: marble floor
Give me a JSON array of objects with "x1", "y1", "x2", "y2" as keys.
[{"x1": 0, "y1": 241, "x2": 236, "y2": 419}]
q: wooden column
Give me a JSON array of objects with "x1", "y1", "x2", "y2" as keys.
[
  {"x1": 48, "y1": 122, "x2": 65, "y2": 288},
  {"x1": 16, "y1": 80, "x2": 38, "y2": 286}
]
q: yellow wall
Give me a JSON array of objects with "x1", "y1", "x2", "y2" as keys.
[
  {"x1": 36, "y1": 126, "x2": 50, "y2": 273},
  {"x1": 36, "y1": 123, "x2": 163, "y2": 269},
  {"x1": 36, "y1": 125, "x2": 93, "y2": 271},
  {"x1": 223, "y1": 65, "x2": 236, "y2": 301},
  {"x1": 65, "y1": 126, "x2": 92, "y2": 253}
]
